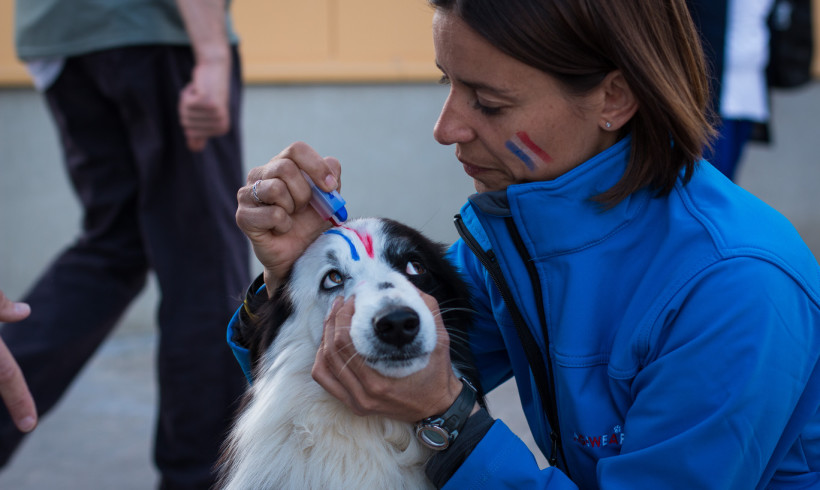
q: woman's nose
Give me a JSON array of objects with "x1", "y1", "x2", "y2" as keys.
[{"x1": 433, "y1": 93, "x2": 474, "y2": 145}]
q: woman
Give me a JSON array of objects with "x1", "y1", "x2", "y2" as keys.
[{"x1": 232, "y1": 0, "x2": 820, "y2": 487}]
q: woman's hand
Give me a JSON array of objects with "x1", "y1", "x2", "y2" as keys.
[
  {"x1": 235, "y1": 142, "x2": 342, "y2": 292},
  {"x1": 312, "y1": 291, "x2": 463, "y2": 422}
]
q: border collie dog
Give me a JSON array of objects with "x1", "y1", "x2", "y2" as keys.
[{"x1": 218, "y1": 218, "x2": 481, "y2": 490}]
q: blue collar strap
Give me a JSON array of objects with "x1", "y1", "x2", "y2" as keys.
[
  {"x1": 227, "y1": 278, "x2": 267, "y2": 384},
  {"x1": 227, "y1": 307, "x2": 254, "y2": 384}
]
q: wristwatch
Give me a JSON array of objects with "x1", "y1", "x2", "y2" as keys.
[{"x1": 415, "y1": 377, "x2": 478, "y2": 450}]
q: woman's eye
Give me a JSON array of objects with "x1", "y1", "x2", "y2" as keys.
[
  {"x1": 437, "y1": 73, "x2": 501, "y2": 116},
  {"x1": 472, "y1": 99, "x2": 502, "y2": 116},
  {"x1": 321, "y1": 270, "x2": 344, "y2": 290},
  {"x1": 405, "y1": 261, "x2": 427, "y2": 276}
]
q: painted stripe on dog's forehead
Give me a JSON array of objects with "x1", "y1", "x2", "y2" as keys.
[
  {"x1": 324, "y1": 229, "x2": 360, "y2": 261},
  {"x1": 324, "y1": 226, "x2": 375, "y2": 261},
  {"x1": 341, "y1": 226, "x2": 375, "y2": 259}
]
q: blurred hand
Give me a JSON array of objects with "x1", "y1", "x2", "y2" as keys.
[
  {"x1": 178, "y1": 60, "x2": 231, "y2": 152},
  {"x1": 235, "y1": 142, "x2": 342, "y2": 292},
  {"x1": 0, "y1": 290, "x2": 37, "y2": 432},
  {"x1": 311, "y1": 291, "x2": 462, "y2": 422}
]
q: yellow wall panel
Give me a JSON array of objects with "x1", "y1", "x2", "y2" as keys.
[
  {"x1": 814, "y1": 0, "x2": 820, "y2": 78},
  {"x1": 0, "y1": 1, "x2": 29, "y2": 85},
  {"x1": 236, "y1": 0, "x2": 437, "y2": 82},
  {"x1": 3, "y1": 0, "x2": 817, "y2": 85},
  {"x1": 336, "y1": 0, "x2": 434, "y2": 61},
  {"x1": 233, "y1": 1, "x2": 332, "y2": 64}
]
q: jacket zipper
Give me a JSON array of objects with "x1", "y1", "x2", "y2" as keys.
[{"x1": 454, "y1": 214, "x2": 569, "y2": 475}]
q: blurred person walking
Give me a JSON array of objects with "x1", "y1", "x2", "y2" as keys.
[
  {"x1": 0, "y1": 1, "x2": 250, "y2": 488},
  {"x1": 687, "y1": 0, "x2": 776, "y2": 181}
]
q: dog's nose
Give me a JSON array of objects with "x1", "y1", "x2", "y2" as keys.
[{"x1": 373, "y1": 307, "x2": 420, "y2": 348}]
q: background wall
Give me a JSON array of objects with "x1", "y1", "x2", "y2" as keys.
[
  {"x1": 2, "y1": 0, "x2": 818, "y2": 85},
  {"x1": 815, "y1": 0, "x2": 820, "y2": 77},
  {"x1": 0, "y1": 0, "x2": 440, "y2": 85}
]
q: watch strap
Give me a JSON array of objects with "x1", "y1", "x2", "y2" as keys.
[
  {"x1": 416, "y1": 377, "x2": 478, "y2": 450},
  {"x1": 425, "y1": 407, "x2": 493, "y2": 486}
]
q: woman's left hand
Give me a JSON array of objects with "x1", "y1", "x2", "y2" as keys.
[{"x1": 312, "y1": 292, "x2": 463, "y2": 422}]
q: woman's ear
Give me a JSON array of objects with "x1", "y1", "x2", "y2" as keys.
[{"x1": 598, "y1": 71, "x2": 639, "y2": 131}]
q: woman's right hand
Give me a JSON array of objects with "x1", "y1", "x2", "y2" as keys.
[{"x1": 235, "y1": 142, "x2": 342, "y2": 293}]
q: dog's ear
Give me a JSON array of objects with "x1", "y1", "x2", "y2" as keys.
[{"x1": 236, "y1": 279, "x2": 294, "y2": 372}]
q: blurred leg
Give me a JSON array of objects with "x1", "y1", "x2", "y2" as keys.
[
  {"x1": 98, "y1": 45, "x2": 250, "y2": 489},
  {"x1": 0, "y1": 55, "x2": 149, "y2": 464}
]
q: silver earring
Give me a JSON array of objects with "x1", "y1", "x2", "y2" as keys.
[{"x1": 605, "y1": 121, "x2": 612, "y2": 129}]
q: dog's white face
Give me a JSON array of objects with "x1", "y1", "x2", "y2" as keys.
[{"x1": 285, "y1": 219, "x2": 439, "y2": 378}]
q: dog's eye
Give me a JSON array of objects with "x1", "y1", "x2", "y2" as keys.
[
  {"x1": 405, "y1": 261, "x2": 426, "y2": 276},
  {"x1": 321, "y1": 270, "x2": 344, "y2": 290}
]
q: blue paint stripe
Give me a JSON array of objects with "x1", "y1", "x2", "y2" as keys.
[
  {"x1": 325, "y1": 229, "x2": 360, "y2": 261},
  {"x1": 505, "y1": 140, "x2": 535, "y2": 170}
]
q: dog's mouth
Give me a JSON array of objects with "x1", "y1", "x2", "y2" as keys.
[
  {"x1": 364, "y1": 345, "x2": 430, "y2": 364},
  {"x1": 363, "y1": 346, "x2": 428, "y2": 365},
  {"x1": 361, "y1": 346, "x2": 432, "y2": 378}
]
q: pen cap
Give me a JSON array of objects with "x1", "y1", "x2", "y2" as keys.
[{"x1": 301, "y1": 171, "x2": 348, "y2": 225}]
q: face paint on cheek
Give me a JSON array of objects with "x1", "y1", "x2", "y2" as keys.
[{"x1": 505, "y1": 131, "x2": 553, "y2": 171}]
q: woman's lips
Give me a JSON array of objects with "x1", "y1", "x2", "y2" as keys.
[{"x1": 460, "y1": 159, "x2": 486, "y2": 178}]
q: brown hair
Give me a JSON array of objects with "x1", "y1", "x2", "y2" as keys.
[{"x1": 429, "y1": 0, "x2": 717, "y2": 205}]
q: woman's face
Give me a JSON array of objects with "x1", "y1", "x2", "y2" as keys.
[{"x1": 433, "y1": 10, "x2": 618, "y2": 192}]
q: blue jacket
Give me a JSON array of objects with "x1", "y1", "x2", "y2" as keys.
[{"x1": 445, "y1": 136, "x2": 820, "y2": 488}]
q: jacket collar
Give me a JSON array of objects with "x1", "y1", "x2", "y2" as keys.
[{"x1": 467, "y1": 136, "x2": 649, "y2": 256}]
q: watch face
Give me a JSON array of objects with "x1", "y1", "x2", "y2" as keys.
[{"x1": 417, "y1": 426, "x2": 450, "y2": 450}]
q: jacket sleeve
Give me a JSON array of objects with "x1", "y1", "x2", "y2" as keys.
[{"x1": 442, "y1": 420, "x2": 578, "y2": 489}]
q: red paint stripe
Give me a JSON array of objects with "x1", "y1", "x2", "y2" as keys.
[
  {"x1": 516, "y1": 131, "x2": 552, "y2": 163},
  {"x1": 341, "y1": 226, "x2": 375, "y2": 259}
]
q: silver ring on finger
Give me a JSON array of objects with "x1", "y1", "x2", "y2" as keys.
[{"x1": 251, "y1": 180, "x2": 266, "y2": 205}]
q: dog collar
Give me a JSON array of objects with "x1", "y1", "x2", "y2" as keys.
[
  {"x1": 228, "y1": 308, "x2": 254, "y2": 383},
  {"x1": 227, "y1": 275, "x2": 267, "y2": 384}
]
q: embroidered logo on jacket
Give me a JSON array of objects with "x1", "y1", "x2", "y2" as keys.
[{"x1": 572, "y1": 425, "x2": 625, "y2": 448}]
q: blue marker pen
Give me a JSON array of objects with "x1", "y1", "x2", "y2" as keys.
[{"x1": 301, "y1": 171, "x2": 348, "y2": 226}]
